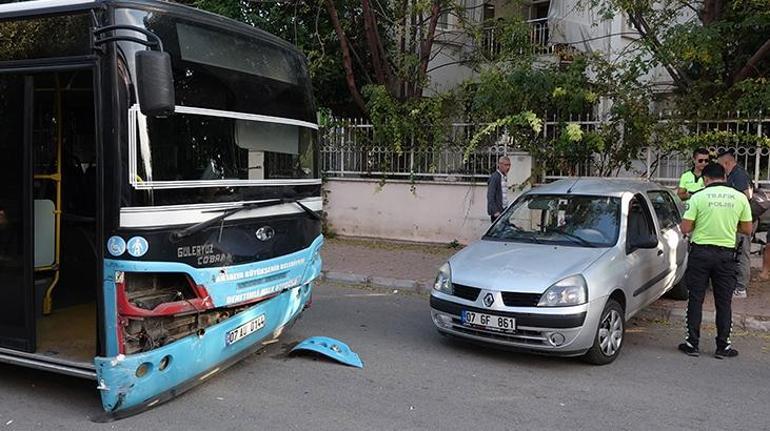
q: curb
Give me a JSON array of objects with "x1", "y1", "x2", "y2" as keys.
[
  {"x1": 321, "y1": 271, "x2": 770, "y2": 332},
  {"x1": 615, "y1": 305, "x2": 770, "y2": 333},
  {"x1": 322, "y1": 271, "x2": 432, "y2": 293}
]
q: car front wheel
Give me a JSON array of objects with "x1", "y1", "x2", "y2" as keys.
[{"x1": 583, "y1": 299, "x2": 625, "y2": 365}]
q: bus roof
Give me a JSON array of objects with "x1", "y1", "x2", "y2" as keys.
[
  {"x1": 0, "y1": 0, "x2": 95, "y2": 16},
  {"x1": 0, "y1": 0, "x2": 303, "y2": 58}
]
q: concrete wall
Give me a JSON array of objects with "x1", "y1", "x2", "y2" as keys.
[{"x1": 324, "y1": 153, "x2": 532, "y2": 245}]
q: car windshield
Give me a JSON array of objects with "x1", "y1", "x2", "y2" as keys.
[{"x1": 485, "y1": 194, "x2": 621, "y2": 247}]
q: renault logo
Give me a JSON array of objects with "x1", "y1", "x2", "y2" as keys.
[
  {"x1": 255, "y1": 226, "x2": 275, "y2": 241},
  {"x1": 483, "y1": 292, "x2": 495, "y2": 307}
]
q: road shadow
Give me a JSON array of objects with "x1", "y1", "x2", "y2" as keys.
[
  {"x1": 429, "y1": 318, "x2": 668, "y2": 370},
  {"x1": 0, "y1": 362, "x2": 102, "y2": 419}
]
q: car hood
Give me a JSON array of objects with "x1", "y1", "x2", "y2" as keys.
[{"x1": 449, "y1": 239, "x2": 610, "y2": 293}]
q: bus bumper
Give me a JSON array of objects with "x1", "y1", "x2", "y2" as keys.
[{"x1": 94, "y1": 281, "x2": 312, "y2": 417}]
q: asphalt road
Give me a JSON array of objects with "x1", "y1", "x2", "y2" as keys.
[{"x1": 1, "y1": 282, "x2": 769, "y2": 431}]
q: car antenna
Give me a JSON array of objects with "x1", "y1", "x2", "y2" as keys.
[{"x1": 566, "y1": 177, "x2": 580, "y2": 194}]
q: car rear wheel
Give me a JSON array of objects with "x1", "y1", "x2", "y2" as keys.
[{"x1": 583, "y1": 299, "x2": 624, "y2": 365}]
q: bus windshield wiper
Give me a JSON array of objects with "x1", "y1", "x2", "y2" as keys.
[
  {"x1": 293, "y1": 200, "x2": 322, "y2": 221},
  {"x1": 170, "y1": 198, "x2": 320, "y2": 241}
]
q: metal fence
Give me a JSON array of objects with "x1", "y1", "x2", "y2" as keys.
[
  {"x1": 542, "y1": 117, "x2": 770, "y2": 186},
  {"x1": 320, "y1": 116, "x2": 770, "y2": 185},
  {"x1": 321, "y1": 119, "x2": 529, "y2": 181}
]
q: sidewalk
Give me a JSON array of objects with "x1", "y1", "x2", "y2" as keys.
[{"x1": 321, "y1": 236, "x2": 770, "y2": 332}]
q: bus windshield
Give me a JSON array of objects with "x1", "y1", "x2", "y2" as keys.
[{"x1": 115, "y1": 8, "x2": 318, "y2": 198}]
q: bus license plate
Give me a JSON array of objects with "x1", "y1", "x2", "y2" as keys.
[
  {"x1": 225, "y1": 314, "x2": 266, "y2": 346},
  {"x1": 462, "y1": 310, "x2": 515, "y2": 332}
]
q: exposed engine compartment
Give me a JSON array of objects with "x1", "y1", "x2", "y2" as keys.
[
  {"x1": 121, "y1": 304, "x2": 253, "y2": 354},
  {"x1": 116, "y1": 272, "x2": 277, "y2": 354}
]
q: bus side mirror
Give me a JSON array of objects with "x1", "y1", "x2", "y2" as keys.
[{"x1": 135, "y1": 50, "x2": 175, "y2": 117}]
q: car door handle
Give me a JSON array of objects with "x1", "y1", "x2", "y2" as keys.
[{"x1": 657, "y1": 250, "x2": 664, "y2": 256}]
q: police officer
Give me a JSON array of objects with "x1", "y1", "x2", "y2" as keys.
[
  {"x1": 677, "y1": 147, "x2": 709, "y2": 201},
  {"x1": 679, "y1": 162, "x2": 753, "y2": 359}
]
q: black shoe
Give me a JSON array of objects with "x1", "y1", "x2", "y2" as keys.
[
  {"x1": 678, "y1": 342, "x2": 699, "y2": 357},
  {"x1": 714, "y1": 346, "x2": 739, "y2": 359}
]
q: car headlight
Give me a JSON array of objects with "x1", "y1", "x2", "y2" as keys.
[
  {"x1": 538, "y1": 275, "x2": 587, "y2": 307},
  {"x1": 433, "y1": 262, "x2": 452, "y2": 294}
]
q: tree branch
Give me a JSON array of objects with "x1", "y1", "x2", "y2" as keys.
[
  {"x1": 426, "y1": 58, "x2": 473, "y2": 73},
  {"x1": 674, "y1": 0, "x2": 701, "y2": 16},
  {"x1": 416, "y1": 1, "x2": 442, "y2": 98},
  {"x1": 324, "y1": 0, "x2": 367, "y2": 112},
  {"x1": 734, "y1": 38, "x2": 770, "y2": 83},
  {"x1": 628, "y1": 11, "x2": 690, "y2": 89}
]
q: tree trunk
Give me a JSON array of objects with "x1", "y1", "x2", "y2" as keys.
[
  {"x1": 362, "y1": 0, "x2": 388, "y2": 85},
  {"x1": 399, "y1": 1, "x2": 408, "y2": 99},
  {"x1": 734, "y1": 38, "x2": 770, "y2": 83},
  {"x1": 416, "y1": 1, "x2": 442, "y2": 98},
  {"x1": 324, "y1": 0, "x2": 368, "y2": 113},
  {"x1": 701, "y1": 0, "x2": 725, "y2": 25}
]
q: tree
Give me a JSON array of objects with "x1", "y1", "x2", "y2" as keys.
[
  {"x1": 589, "y1": 0, "x2": 770, "y2": 114},
  {"x1": 322, "y1": 0, "x2": 478, "y2": 112}
]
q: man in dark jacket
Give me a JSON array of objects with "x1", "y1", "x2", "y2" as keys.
[
  {"x1": 487, "y1": 156, "x2": 511, "y2": 223},
  {"x1": 717, "y1": 150, "x2": 753, "y2": 298}
]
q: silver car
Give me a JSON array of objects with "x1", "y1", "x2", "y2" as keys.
[{"x1": 430, "y1": 179, "x2": 688, "y2": 364}]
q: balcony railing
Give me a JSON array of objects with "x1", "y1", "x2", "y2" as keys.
[{"x1": 482, "y1": 18, "x2": 552, "y2": 57}]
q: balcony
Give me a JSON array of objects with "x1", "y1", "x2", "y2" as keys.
[{"x1": 482, "y1": 18, "x2": 556, "y2": 58}]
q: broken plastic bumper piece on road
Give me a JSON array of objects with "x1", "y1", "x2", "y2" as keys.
[{"x1": 290, "y1": 336, "x2": 364, "y2": 368}]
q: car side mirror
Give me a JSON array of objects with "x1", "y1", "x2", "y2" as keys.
[{"x1": 135, "y1": 50, "x2": 175, "y2": 117}]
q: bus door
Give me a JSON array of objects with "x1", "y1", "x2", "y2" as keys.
[
  {"x1": 0, "y1": 73, "x2": 35, "y2": 352},
  {"x1": 0, "y1": 67, "x2": 99, "y2": 364}
]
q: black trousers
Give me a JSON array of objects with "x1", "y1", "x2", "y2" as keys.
[{"x1": 684, "y1": 244, "x2": 736, "y2": 350}]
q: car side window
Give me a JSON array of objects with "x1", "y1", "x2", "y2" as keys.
[
  {"x1": 627, "y1": 195, "x2": 657, "y2": 250},
  {"x1": 647, "y1": 191, "x2": 681, "y2": 230}
]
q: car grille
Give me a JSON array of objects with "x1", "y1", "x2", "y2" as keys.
[
  {"x1": 501, "y1": 292, "x2": 542, "y2": 307},
  {"x1": 451, "y1": 283, "x2": 480, "y2": 301},
  {"x1": 450, "y1": 321, "x2": 548, "y2": 346}
]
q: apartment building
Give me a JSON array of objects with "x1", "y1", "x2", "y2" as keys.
[{"x1": 427, "y1": 0, "x2": 681, "y2": 97}]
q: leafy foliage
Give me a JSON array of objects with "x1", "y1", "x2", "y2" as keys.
[
  {"x1": 462, "y1": 58, "x2": 597, "y2": 122},
  {"x1": 364, "y1": 84, "x2": 458, "y2": 153},
  {"x1": 587, "y1": 0, "x2": 770, "y2": 115}
]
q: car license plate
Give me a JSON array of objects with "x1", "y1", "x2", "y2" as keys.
[
  {"x1": 462, "y1": 310, "x2": 516, "y2": 332},
  {"x1": 225, "y1": 314, "x2": 266, "y2": 346}
]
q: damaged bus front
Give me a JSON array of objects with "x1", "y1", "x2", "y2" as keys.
[{"x1": 0, "y1": 0, "x2": 322, "y2": 417}]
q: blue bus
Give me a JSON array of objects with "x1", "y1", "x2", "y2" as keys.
[{"x1": 0, "y1": 0, "x2": 322, "y2": 417}]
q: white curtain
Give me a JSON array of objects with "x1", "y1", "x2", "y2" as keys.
[{"x1": 547, "y1": 0, "x2": 610, "y2": 54}]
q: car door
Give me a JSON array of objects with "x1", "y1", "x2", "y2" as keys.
[
  {"x1": 624, "y1": 194, "x2": 669, "y2": 315},
  {"x1": 647, "y1": 190, "x2": 688, "y2": 287}
]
